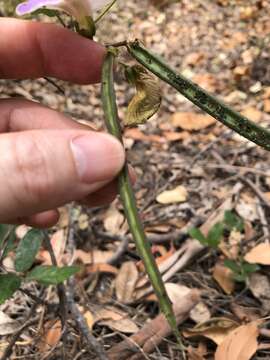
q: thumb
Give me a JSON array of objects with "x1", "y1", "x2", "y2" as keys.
[{"x1": 0, "y1": 129, "x2": 125, "y2": 222}]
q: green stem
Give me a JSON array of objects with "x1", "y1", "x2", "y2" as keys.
[
  {"x1": 127, "y1": 40, "x2": 270, "y2": 152},
  {"x1": 101, "y1": 50, "x2": 186, "y2": 358}
]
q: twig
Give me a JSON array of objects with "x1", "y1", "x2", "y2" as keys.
[
  {"x1": 66, "y1": 207, "x2": 108, "y2": 360},
  {"x1": 66, "y1": 278, "x2": 108, "y2": 360},
  {"x1": 43, "y1": 232, "x2": 67, "y2": 330},
  {"x1": 43, "y1": 77, "x2": 65, "y2": 95}
]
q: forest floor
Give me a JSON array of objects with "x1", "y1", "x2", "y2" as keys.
[{"x1": 1, "y1": 0, "x2": 270, "y2": 359}]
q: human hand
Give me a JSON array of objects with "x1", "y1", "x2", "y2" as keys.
[{"x1": 0, "y1": 18, "x2": 126, "y2": 228}]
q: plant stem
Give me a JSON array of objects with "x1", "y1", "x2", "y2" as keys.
[
  {"x1": 127, "y1": 40, "x2": 270, "y2": 152},
  {"x1": 101, "y1": 50, "x2": 186, "y2": 358},
  {"x1": 95, "y1": 0, "x2": 118, "y2": 24}
]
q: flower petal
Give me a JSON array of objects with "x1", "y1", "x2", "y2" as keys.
[
  {"x1": 16, "y1": 0, "x2": 60, "y2": 15},
  {"x1": 91, "y1": 0, "x2": 112, "y2": 11}
]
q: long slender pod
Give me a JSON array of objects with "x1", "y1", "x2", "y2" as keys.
[
  {"x1": 101, "y1": 50, "x2": 186, "y2": 357},
  {"x1": 127, "y1": 40, "x2": 270, "y2": 152}
]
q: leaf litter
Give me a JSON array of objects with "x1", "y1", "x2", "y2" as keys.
[{"x1": 1, "y1": 0, "x2": 270, "y2": 359}]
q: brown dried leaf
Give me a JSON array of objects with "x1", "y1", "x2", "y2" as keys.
[
  {"x1": 104, "y1": 205, "x2": 124, "y2": 235},
  {"x1": 74, "y1": 249, "x2": 114, "y2": 264},
  {"x1": 184, "y1": 318, "x2": 239, "y2": 345},
  {"x1": 213, "y1": 263, "x2": 235, "y2": 294},
  {"x1": 156, "y1": 186, "x2": 188, "y2": 204},
  {"x1": 95, "y1": 307, "x2": 139, "y2": 334},
  {"x1": 115, "y1": 261, "x2": 139, "y2": 303},
  {"x1": 215, "y1": 321, "x2": 260, "y2": 360},
  {"x1": 171, "y1": 112, "x2": 216, "y2": 131},
  {"x1": 244, "y1": 243, "x2": 270, "y2": 265},
  {"x1": 38, "y1": 320, "x2": 62, "y2": 352}
]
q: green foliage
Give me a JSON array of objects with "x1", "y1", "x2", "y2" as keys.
[
  {"x1": 189, "y1": 210, "x2": 244, "y2": 249},
  {"x1": 26, "y1": 265, "x2": 80, "y2": 285},
  {"x1": 224, "y1": 210, "x2": 244, "y2": 232},
  {"x1": 224, "y1": 259, "x2": 260, "y2": 282},
  {"x1": 15, "y1": 229, "x2": 44, "y2": 272},
  {"x1": 189, "y1": 222, "x2": 224, "y2": 249},
  {"x1": 0, "y1": 274, "x2": 21, "y2": 305},
  {"x1": 0, "y1": 227, "x2": 80, "y2": 305}
]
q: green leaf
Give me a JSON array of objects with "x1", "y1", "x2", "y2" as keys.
[
  {"x1": 0, "y1": 273, "x2": 21, "y2": 305},
  {"x1": 207, "y1": 222, "x2": 224, "y2": 248},
  {"x1": 26, "y1": 266, "x2": 80, "y2": 285},
  {"x1": 233, "y1": 273, "x2": 247, "y2": 283},
  {"x1": 242, "y1": 262, "x2": 260, "y2": 274},
  {"x1": 224, "y1": 211, "x2": 244, "y2": 232},
  {"x1": 188, "y1": 227, "x2": 207, "y2": 244},
  {"x1": 15, "y1": 229, "x2": 44, "y2": 273},
  {"x1": 224, "y1": 259, "x2": 241, "y2": 274}
]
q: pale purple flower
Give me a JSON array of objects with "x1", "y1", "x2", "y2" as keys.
[{"x1": 16, "y1": 0, "x2": 111, "y2": 31}]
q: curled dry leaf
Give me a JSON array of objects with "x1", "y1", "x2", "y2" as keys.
[
  {"x1": 115, "y1": 261, "x2": 139, "y2": 303},
  {"x1": 124, "y1": 65, "x2": 162, "y2": 126},
  {"x1": 156, "y1": 185, "x2": 188, "y2": 204},
  {"x1": 215, "y1": 321, "x2": 260, "y2": 360},
  {"x1": 244, "y1": 243, "x2": 270, "y2": 265},
  {"x1": 171, "y1": 112, "x2": 216, "y2": 131},
  {"x1": 184, "y1": 318, "x2": 239, "y2": 345},
  {"x1": 213, "y1": 263, "x2": 235, "y2": 294}
]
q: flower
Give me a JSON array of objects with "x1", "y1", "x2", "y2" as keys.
[{"x1": 16, "y1": 0, "x2": 112, "y2": 36}]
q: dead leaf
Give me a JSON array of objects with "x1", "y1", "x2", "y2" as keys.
[
  {"x1": 213, "y1": 263, "x2": 235, "y2": 294},
  {"x1": 264, "y1": 99, "x2": 270, "y2": 113},
  {"x1": 0, "y1": 311, "x2": 19, "y2": 336},
  {"x1": 38, "y1": 320, "x2": 62, "y2": 352},
  {"x1": 115, "y1": 262, "x2": 139, "y2": 303},
  {"x1": 78, "y1": 213, "x2": 89, "y2": 230},
  {"x1": 184, "y1": 318, "x2": 239, "y2": 345},
  {"x1": 215, "y1": 321, "x2": 260, "y2": 360},
  {"x1": 249, "y1": 273, "x2": 270, "y2": 311},
  {"x1": 104, "y1": 205, "x2": 124, "y2": 235},
  {"x1": 74, "y1": 249, "x2": 114, "y2": 264},
  {"x1": 245, "y1": 243, "x2": 270, "y2": 265},
  {"x1": 83, "y1": 310, "x2": 95, "y2": 330},
  {"x1": 85, "y1": 263, "x2": 118, "y2": 275},
  {"x1": 95, "y1": 307, "x2": 139, "y2": 334},
  {"x1": 241, "y1": 107, "x2": 262, "y2": 122},
  {"x1": 171, "y1": 112, "x2": 216, "y2": 131},
  {"x1": 37, "y1": 229, "x2": 66, "y2": 265},
  {"x1": 190, "y1": 302, "x2": 211, "y2": 324},
  {"x1": 156, "y1": 186, "x2": 188, "y2": 204}
]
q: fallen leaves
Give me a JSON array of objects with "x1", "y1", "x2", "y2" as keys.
[
  {"x1": 0, "y1": 311, "x2": 19, "y2": 336},
  {"x1": 215, "y1": 321, "x2": 260, "y2": 360},
  {"x1": 184, "y1": 318, "x2": 239, "y2": 345},
  {"x1": 115, "y1": 261, "x2": 139, "y2": 303},
  {"x1": 244, "y1": 243, "x2": 270, "y2": 265},
  {"x1": 156, "y1": 186, "x2": 188, "y2": 204},
  {"x1": 171, "y1": 112, "x2": 216, "y2": 131},
  {"x1": 213, "y1": 263, "x2": 235, "y2": 294}
]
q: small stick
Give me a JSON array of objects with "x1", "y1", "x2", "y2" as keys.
[{"x1": 43, "y1": 232, "x2": 67, "y2": 330}]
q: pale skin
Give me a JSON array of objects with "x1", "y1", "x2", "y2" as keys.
[{"x1": 0, "y1": 18, "x2": 130, "y2": 228}]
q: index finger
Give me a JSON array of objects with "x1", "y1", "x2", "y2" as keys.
[{"x1": 0, "y1": 18, "x2": 105, "y2": 84}]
